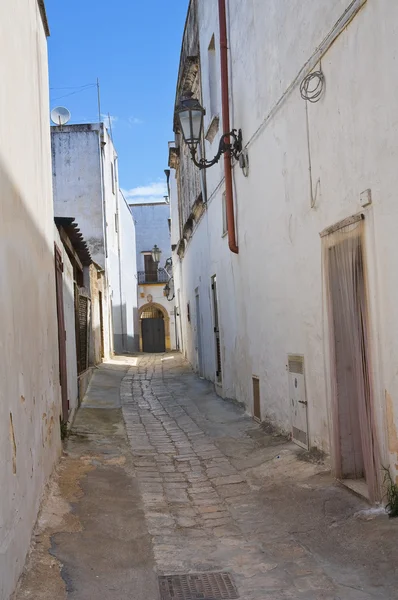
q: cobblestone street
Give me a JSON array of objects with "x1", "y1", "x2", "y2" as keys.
[
  {"x1": 122, "y1": 354, "x2": 398, "y2": 600},
  {"x1": 16, "y1": 354, "x2": 398, "y2": 600}
]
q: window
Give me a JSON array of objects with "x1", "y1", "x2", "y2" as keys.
[
  {"x1": 144, "y1": 254, "x2": 158, "y2": 282},
  {"x1": 208, "y1": 35, "x2": 218, "y2": 118},
  {"x1": 222, "y1": 191, "x2": 228, "y2": 236},
  {"x1": 111, "y1": 162, "x2": 115, "y2": 194}
]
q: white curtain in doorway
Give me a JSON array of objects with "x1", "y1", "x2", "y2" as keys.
[{"x1": 323, "y1": 217, "x2": 380, "y2": 502}]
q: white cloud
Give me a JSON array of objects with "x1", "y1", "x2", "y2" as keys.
[
  {"x1": 122, "y1": 182, "x2": 167, "y2": 204},
  {"x1": 129, "y1": 116, "x2": 144, "y2": 126},
  {"x1": 102, "y1": 114, "x2": 118, "y2": 129}
]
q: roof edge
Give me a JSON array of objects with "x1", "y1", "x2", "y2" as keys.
[{"x1": 37, "y1": 0, "x2": 50, "y2": 36}]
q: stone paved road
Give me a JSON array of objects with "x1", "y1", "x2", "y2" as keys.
[{"x1": 122, "y1": 353, "x2": 398, "y2": 600}]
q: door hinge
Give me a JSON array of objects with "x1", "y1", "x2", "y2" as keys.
[{"x1": 298, "y1": 400, "x2": 308, "y2": 405}]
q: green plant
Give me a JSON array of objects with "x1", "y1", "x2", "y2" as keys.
[
  {"x1": 383, "y1": 466, "x2": 398, "y2": 518},
  {"x1": 60, "y1": 418, "x2": 69, "y2": 441}
]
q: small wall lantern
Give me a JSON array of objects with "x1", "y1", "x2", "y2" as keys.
[
  {"x1": 151, "y1": 244, "x2": 162, "y2": 264},
  {"x1": 176, "y1": 93, "x2": 242, "y2": 170}
]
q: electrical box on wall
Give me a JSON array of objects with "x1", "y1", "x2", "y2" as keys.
[
  {"x1": 288, "y1": 355, "x2": 309, "y2": 450},
  {"x1": 360, "y1": 188, "x2": 372, "y2": 207}
]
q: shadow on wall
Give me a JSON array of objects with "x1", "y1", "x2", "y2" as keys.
[
  {"x1": 112, "y1": 303, "x2": 139, "y2": 354},
  {"x1": 0, "y1": 156, "x2": 63, "y2": 599}
]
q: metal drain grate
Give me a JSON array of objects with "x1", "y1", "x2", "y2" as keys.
[{"x1": 158, "y1": 572, "x2": 239, "y2": 600}]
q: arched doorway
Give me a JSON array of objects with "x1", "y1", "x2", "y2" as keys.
[{"x1": 139, "y1": 302, "x2": 170, "y2": 352}]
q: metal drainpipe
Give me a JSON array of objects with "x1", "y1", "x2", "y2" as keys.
[{"x1": 218, "y1": 0, "x2": 238, "y2": 254}]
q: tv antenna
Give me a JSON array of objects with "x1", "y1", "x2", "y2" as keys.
[{"x1": 50, "y1": 106, "x2": 71, "y2": 126}]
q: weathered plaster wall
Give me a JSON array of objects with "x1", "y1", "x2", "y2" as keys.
[
  {"x1": 173, "y1": 0, "x2": 397, "y2": 485},
  {"x1": 54, "y1": 226, "x2": 78, "y2": 419},
  {"x1": 51, "y1": 124, "x2": 105, "y2": 267},
  {"x1": 0, "y1": 2, "x2": 62, "y2": 597},
  {"x1": 88, "y1": 265, "x2": 109, "y2": 364}
]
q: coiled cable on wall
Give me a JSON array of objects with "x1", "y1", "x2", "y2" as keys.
[{"x1": 300, "y1": 70, "x2": 325, "y2": 103}]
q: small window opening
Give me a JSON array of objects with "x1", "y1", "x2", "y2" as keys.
[
  {"x1": 111, "y1": 162, "x2": 115, "y2": 194},
  {"x1": 222, "y1": 191, "x2": 228, "y2": 236},
  {"x1": 208, "y1": 35, "x2": 218, "y2": 118}
]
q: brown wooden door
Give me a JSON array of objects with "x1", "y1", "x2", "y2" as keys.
[
  {"x1": 99, "y1": 291, "x2": 104, "y2": 359},
  {"x1": 54, "y1": 244, "x2": 69, "y2": 422}
]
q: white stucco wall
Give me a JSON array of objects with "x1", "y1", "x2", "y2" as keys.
[
  {"x1": 173, "y1": 0, "x2": 398, "y2": 484},
  {"x1": 130, "y1": 203, "x2": 172, "y2": 272},
  {"x1": 0, "y1": 2, "x2": 62, "y2": 598},
  {"x1": 117, "y1": 193, "x2": 139, "y2": 352},
  {"x1": 51, "y1": 124, "x2": 105, "y2": 267},
  {"x1": 101, "y1": 137, "x2": 138, "y2": 354},
  {"x1": 54, "y1": 226, "x2": 79, "y2": 417}
]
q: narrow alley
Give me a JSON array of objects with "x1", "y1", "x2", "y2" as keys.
[{"x1": 15, "y1": 354, "x2": 398, "y2": 600}]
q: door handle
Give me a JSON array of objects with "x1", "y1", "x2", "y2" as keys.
[{"x1": 298, "y1": 400, "x2": 308, "y2": 405}]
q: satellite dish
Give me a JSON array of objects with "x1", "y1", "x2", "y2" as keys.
[{"x1": 51, "y1": 106, "x2": 71, "y2": 126}]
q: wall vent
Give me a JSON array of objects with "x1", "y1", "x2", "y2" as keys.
[
  {"x1": 292, "y1": 426, "x2": 308, "y2": 447},
  {"x1": 288, "y1": 355, "x2": 304, "y2": 375}
]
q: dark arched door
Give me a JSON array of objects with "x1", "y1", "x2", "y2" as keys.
[{"x1": 141, "y1": 306, "x2": 166, "y2": 352}]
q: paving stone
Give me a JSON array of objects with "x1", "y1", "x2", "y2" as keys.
[{"x1": 210, "y1": 474, "x2": 246, "y2": 485}]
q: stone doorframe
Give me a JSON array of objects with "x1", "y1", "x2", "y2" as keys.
[{"x1": 138, "y1": 302, "x2": 171, "y2": 351}]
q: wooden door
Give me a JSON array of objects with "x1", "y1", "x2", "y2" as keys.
[
  {"x1": 195, "y1": 292, "x2": 204, "y2": 376},
  {"x1": 144, "y1": 254, "x2": 158, "y2": 282},
  {"x1": 211, "y1": 276, "x2": 222, "y2": 382},
  {"x1": 54, "y1": 244, "x2": 69, "y2": 422},
  {"x1": 99, "y1": 291, "x2": 104, "y2": 359},
  {"x1": 142, "y1": 318, "x2": 165, "y2": 352}
]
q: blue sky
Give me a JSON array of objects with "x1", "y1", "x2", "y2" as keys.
[{"x1": 45, "y1": 0, "x2": 188, "y2": 203}]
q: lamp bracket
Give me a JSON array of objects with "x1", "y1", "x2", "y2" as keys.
[{"x1": 190, "y1": 129, "x2": 242, "y2": 170}]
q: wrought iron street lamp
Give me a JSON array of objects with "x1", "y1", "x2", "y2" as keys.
[
  {"x1": 151, "y1": 244, "x2": 162, "y2": 264},
  {"x1": 176, "y1": 94, "x2": 242, "y2": 170}
]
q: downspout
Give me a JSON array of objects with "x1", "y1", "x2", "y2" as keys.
[{"x1": 218, "y1": 0, "x2": 238, "y2": 254}]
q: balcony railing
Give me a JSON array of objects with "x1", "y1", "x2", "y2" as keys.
[{"x1": 138, "y1": 269, "x2": 169, "y2": 284}]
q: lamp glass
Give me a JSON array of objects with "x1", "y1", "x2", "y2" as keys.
[
  {"x1": 177, "y1": 99, "x2": 204, "y2": 148},
  {"x1": 151, "y1": 245, "x2": 162, "y2": 263}
]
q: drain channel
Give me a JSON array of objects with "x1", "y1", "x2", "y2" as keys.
[{"x1": 158, "y1": 572, "x2": 239, "y2": 600}]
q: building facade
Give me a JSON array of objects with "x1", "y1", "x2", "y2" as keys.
[
  {"x1": 0, "y1": 2, "x2": 63, "y2": 598},
  {"x1": 51, "y1": 123, "x2": 138, "y2": 355},
  {"x1": 170, "y1": 0, "x2": 398, "y2": 502},
  {"x1": 130, "y1": 202, "x2": 176, "y2": 352}
]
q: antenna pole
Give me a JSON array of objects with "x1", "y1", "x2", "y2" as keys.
[{"x1": 97, "y1": 77, "x2": 101, "y2": 125}]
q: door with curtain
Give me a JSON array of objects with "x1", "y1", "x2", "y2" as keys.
[{"x1": 323, "y1": 216, "x2": 380, "y2": 502}]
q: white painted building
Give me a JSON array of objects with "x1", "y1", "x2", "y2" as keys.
[
  {"x1": 52, "y1": 123, "x2": 138, "y2": 355},
  {"x1": 170, "y1": 0, "x2": 398, "y2": 503},
  {"x1": 0, "y1": 2, "x2": 63, "y2": 598},
  {"x1": 130, "y1": 202, "x2": 176, "y2": 351}
]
